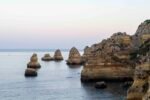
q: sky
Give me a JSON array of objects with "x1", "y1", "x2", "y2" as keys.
[{"x1": 0, "y1": 0, "x2": 149, "y2": 50}]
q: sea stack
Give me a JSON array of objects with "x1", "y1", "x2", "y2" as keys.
[
  {"x1": 42, "y1": 53, "x2": 53, "y2": 61},
  {"x1": 27, "y1": 53, "x2": 41, "y2": 69},
  {"x1": 81, "y1": 32, "x2": 135, "y2": 82},
  {"x1": 82, "y1": 46, "x2": 92, "y2": 63},
  {"x1": 66, "y1": 47, "x2": 83, "y2": 65},
  {"x1": 54, "y1": 49, "x2": 63, "y2": 60},
  {"x1": 24, "y1": 68, "x2": 37, "y2": 77}
]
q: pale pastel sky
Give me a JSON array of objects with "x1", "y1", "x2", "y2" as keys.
[{"x1": 0, "y1": 0, "x2": 149, "y2": 50}]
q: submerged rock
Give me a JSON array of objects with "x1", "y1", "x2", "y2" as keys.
[
  {"x1": 42, "y1": 53, "x2": 53, "y2": 61},
  {"x1": 66, "y1": 47, "x2": 83, "y2": 65},
  {"x1": 95, "y1": 81, "x2": 107, "y2": 89},
  {"x1": 54, "y1": 49, "x2": 63, "y2": 60},
  {"x1": 27, "y1": 53, "x2": 41, "y2": 69},
  {"x1": 24, "y1": 68, "x2": 37, "y2": 77}
]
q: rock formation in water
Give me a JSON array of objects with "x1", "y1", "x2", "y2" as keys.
[
  {"x1": 27, "y1": 53, "x2": 41, "y2": 68},
  {"x1": 81, "y1": 32, "x2": 135, "y2": 82},
  {"x1": 95, "y1": 81, "x2": 107, "y2": 89},
  {"x1": 66, "y1": 47, "x2": 83, "y2": 65},
  {"x1": 127, "y1": 39, "x2": 150, "y2": 100},
  {"x1": 42, "y1": 53, "x2": 53, "y2": 61},
  {"x1": 81, "y1": 20, "x2": 150, "y2": 83},
  {"x1": 24, "y1": 68, "x2": 37, "y2": 77},
  {"x1": 54, "y1": 49, "x2": 63, "y2": 60},
  {"x1": 82, "y1": 46, "x2": 92, "y2": 63},
  {"x1": 32, "y1": 53, "x2": 37, "y2": 57}
]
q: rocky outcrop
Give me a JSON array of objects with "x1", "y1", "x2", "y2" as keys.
[
  {"x1": 127, "y1": 20, "x2": 150, "y2": 100},
  {"x1": 24, "y1": 68, "x2": 37, "y2": 77},
  {"x1": 82, "y1": 46, "x2": 92, "y2": 63},
  {"x1": 81, "y1": 32, "x2": 134, "y2": 82},
  {"x1": 95, "y1": 81, "x2": 107, "y2": 89},
  {"x1": 42, "y1": 53, "x2": 53, "y2": 61},
  {"x1": 54, "y1": 49, "x2": 63, "y2": 60},
  {"x1": 132, "y1": 20, "x2": 150, "y2": 50},
  {"x1": 81, "y1": 20, "x2": 150, "y2": 82},
  {"x1": 127, "y1": 39, "x2": 150, "y2": 100},
  {"x1": 66, "y1": 47, "x2": 83, "y2": 65},
  {"x1": 27, "y1": 53, "x2": 41, "y2": 69},
  {"x1": 142, "y1": 76, "x2": 150, "y2": 100}
]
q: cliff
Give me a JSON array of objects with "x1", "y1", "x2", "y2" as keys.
[
  {"x1": 127, "y1": 39, "x2": 150, "y2": 100},
  {"x1": 81, "y1": 20, "x2": 150, "y2": 82},
  {"x1": 81, "y1": 32, "x2": 134, "y2": 82}
]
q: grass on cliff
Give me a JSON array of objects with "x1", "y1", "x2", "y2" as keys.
[
  {"x1": 139, "y1": 39, "x2": 150, "y2": 55},
  {"x1": 130, "y1": 39, "x2": 150, "y2": 60},
  {"x1": 144, "y1": 20, "x2": 150, "y2": 24}
]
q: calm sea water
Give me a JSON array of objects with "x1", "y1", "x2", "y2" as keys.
[{"x1": 0, "y1": 51, "x2": 127, "y2": 100}]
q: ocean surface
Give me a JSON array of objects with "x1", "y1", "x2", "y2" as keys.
[{"x1": 0, "y1": 51, "x2": 127, "y2": 100}]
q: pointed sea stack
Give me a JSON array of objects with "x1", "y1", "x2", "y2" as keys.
[
  {"x1": 42, "y1": 53, "x2": 53, "y2": 61},
  {"x1": 27, "y1": 53, "x2": 41, "y2": 69},
  {"x1": 24, "y1": 68, "x2": 37, "y2": 77},
  {"x1": 66, "y1": 47, "x2": 83, "y2": 65},
  {"x1": 54, "y1": 49, "x2": 63, "y2": 61}
]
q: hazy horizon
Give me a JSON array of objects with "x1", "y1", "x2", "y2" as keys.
[{"x1": 0, "y1": 0, "x2": 149, "y2": 50}]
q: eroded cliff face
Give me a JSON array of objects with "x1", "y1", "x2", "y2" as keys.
[
  {"x1": 81, "y1": 32, "x2": 135, "y2": 82},
  {"x1": 126, "y1": 20, "x2": 150, "y2": 100},
  {"x1": 81, "y1": 20, "x2": 150, "y2": 82},
  {"x1": 127, "y1": 39, "x2": 150, "y2": 100},
  {"x1": 132, "y1": 20, "x2": 150, "y2": 49}
]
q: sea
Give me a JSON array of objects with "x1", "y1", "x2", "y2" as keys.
[{"x1": 0, "y1": 50, "x2": 127, "y2": 100}]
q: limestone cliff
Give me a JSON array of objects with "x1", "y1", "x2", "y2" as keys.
[
  {"x1": 132, "y1": 20, "x2": 150, "y2": 49},
  {"x1": 81, "y1": 20, "x2": 150, "y2": 82},
  {"x1": 81, "y1": 32, "x2": 134, "y2": 82},
  {"x1": 127, "y1": 39, "x2": 150, "y2": 100}
]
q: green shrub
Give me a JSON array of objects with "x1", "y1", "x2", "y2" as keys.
[
  {"x1": 144, "y1": 20, "x2": 150, "y2": 24},
  {"x1": 130, "y1": 39, "x2": 150, "y2": 60}
]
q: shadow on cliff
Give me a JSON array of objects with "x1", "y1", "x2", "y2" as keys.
[{"x1": 67, "y1": 65, "x2": 82, "y2": 69}]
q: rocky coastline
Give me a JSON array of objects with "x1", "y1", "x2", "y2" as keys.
[
  {"x1": 23, "y1": 20, "x2": 150, "y2": 100},
  {"x1": 81, "y1": 20, "x2": 150, "y2": 83},
  {"x1": 80, "y1": 20, "x2": 150, "y2": 99}
]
